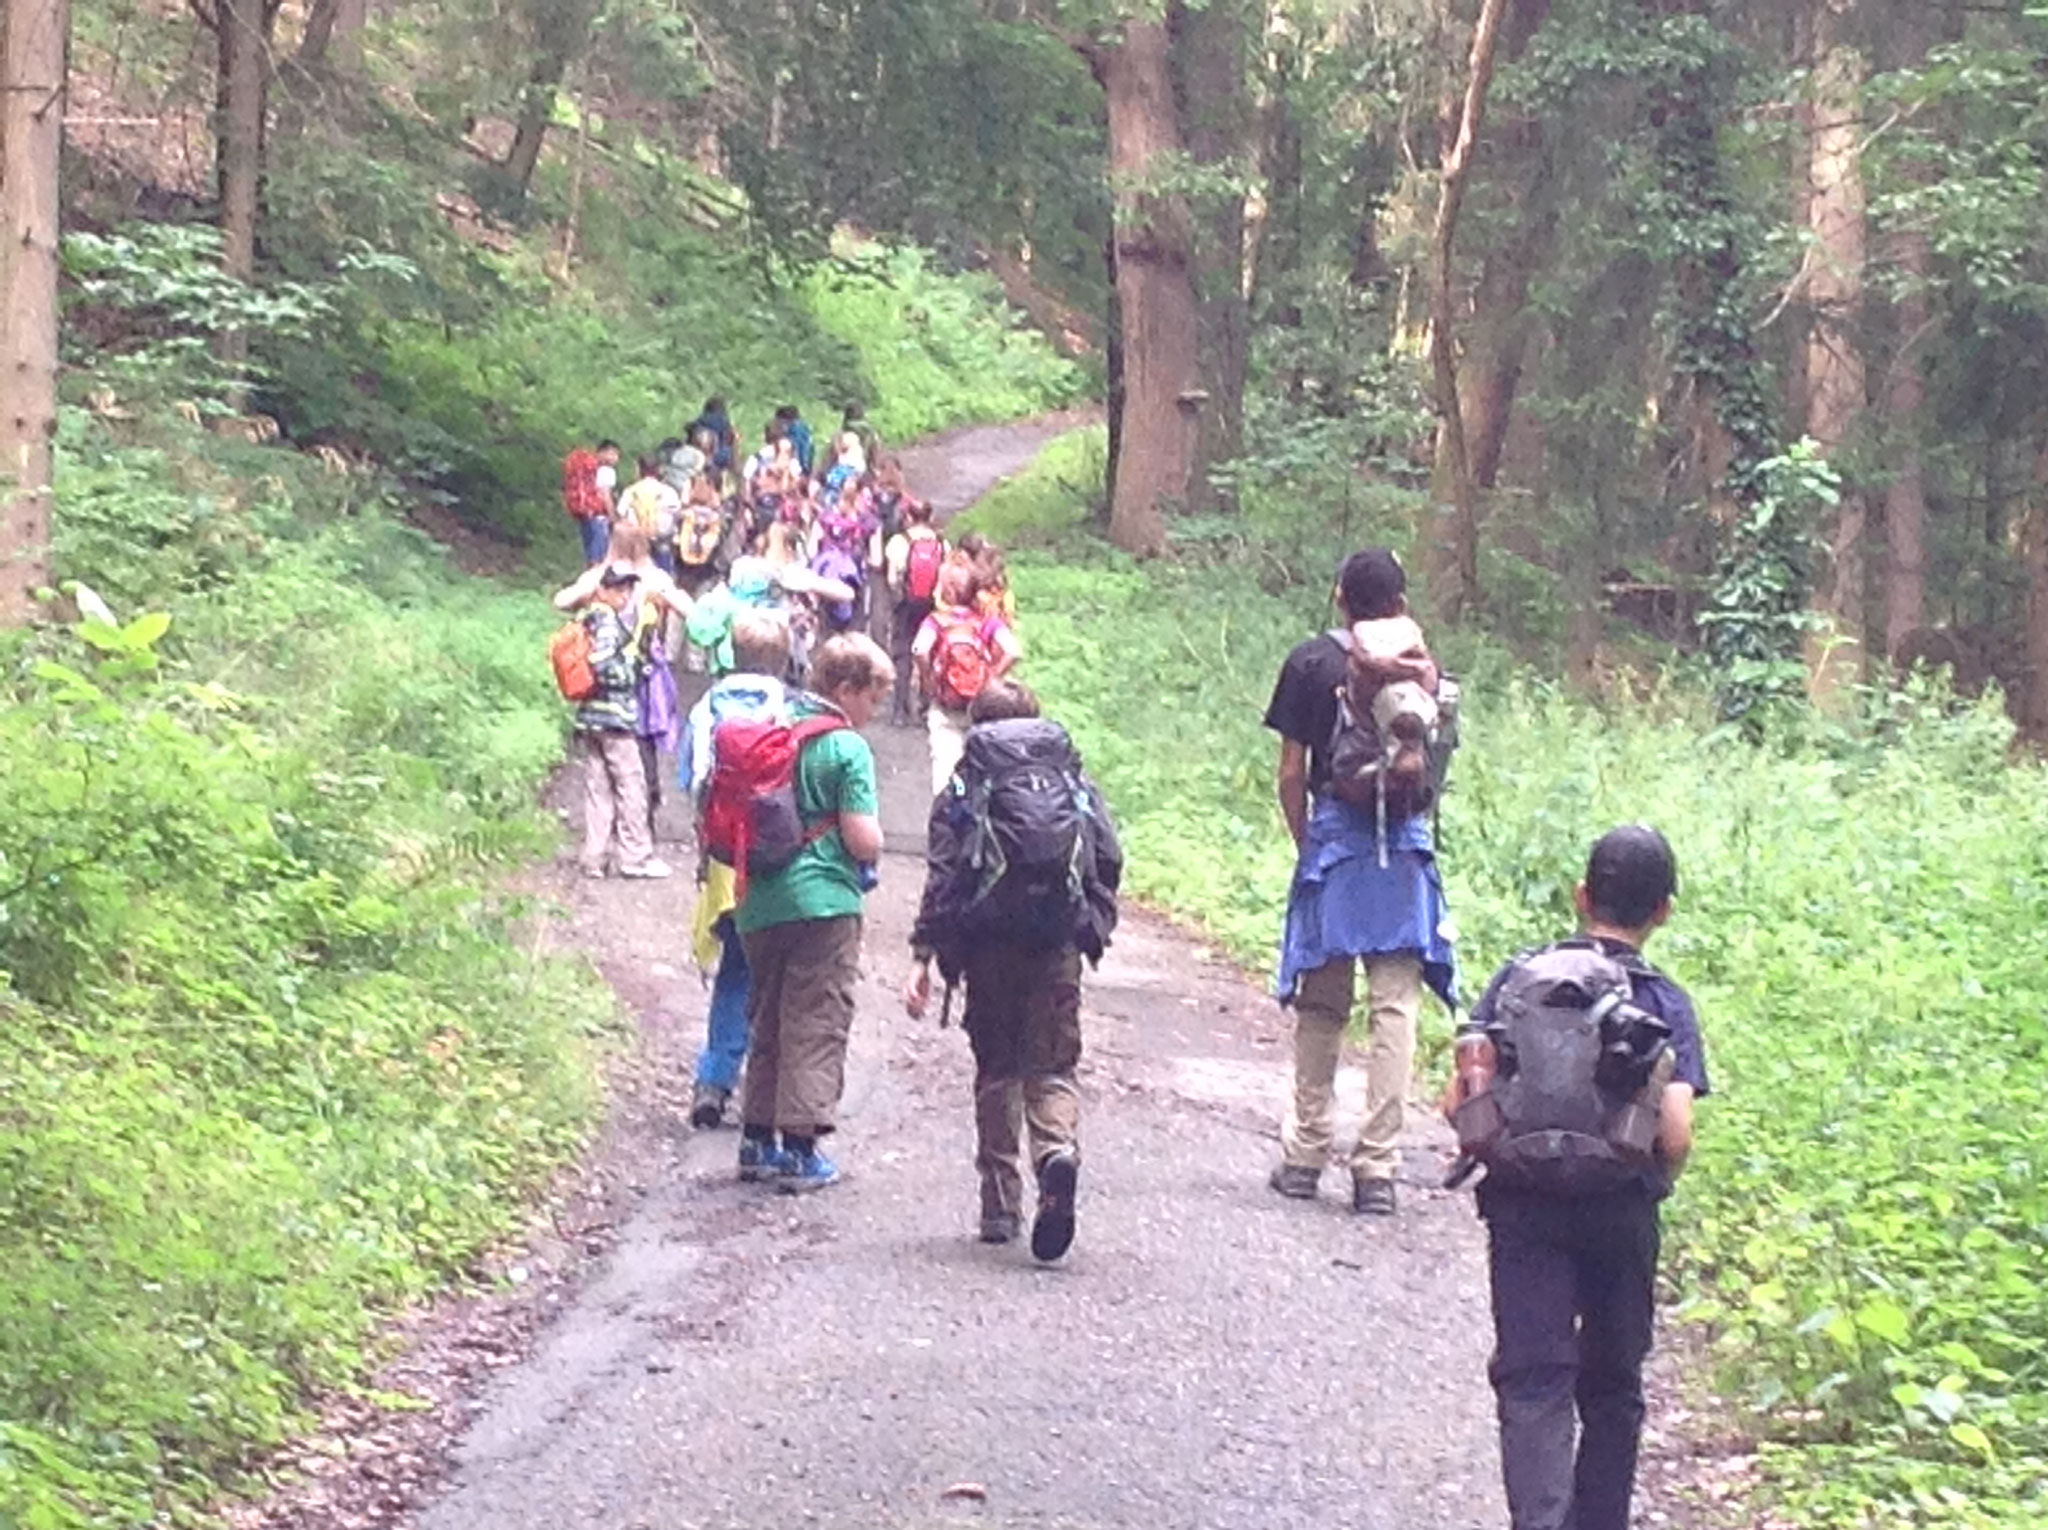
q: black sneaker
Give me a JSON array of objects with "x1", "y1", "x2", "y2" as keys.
[
  {"x1": 979, "y1": 1211, "x2": 1020, "y2": 1245},
  {"x1": 1030, "y1": 1151, "x2": 1079, "y2": 1263},
  {"x1": 689, "y1": 1083, "x2": 729, "y2": 1131},
  {"x1": 1352, "y1": 1177, "x2": 1397, "y2": 1217},
  {"x1": 1268, "y1": 1164, "x2": 1321, "y2": 1200}
]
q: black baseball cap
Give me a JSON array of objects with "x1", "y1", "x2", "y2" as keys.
[
  {"x1": 599, "y1": 562, "x2": 641, "y2": 589},
  {"x1": 1585, "y1": 825, "x2": 1678, "y2": 928},
  {"x1": 1338, "y1": 548, "x2": 1407, "y2": 620}
]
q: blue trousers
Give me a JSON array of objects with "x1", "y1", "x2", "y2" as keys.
[
  {"x1": 695, "y1": 916, "x2": 751, "y2": 1091},
  {"x1": 578, "y1": 515, "x2": 611, "y2": 566}
]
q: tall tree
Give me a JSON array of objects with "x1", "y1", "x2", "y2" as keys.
[
  {"x1": 503, "y1": 0, "x2": 603, "y2": 201},
  {"x1": 1425, "y1": 0, "x2": 1513, "y2": 620},
  {"x1": 1083, "y1": 21, "x2": 1204, "y2": 557},
  {"x1": 205, "y1": 0, "x2": 280, "y2": 384},
  {"x1": 0, "y1": 0, "x2": 68, "y2": 624},
  {"x1": 1803, "y1": 0, "x2": 1868, "y2": 691}
]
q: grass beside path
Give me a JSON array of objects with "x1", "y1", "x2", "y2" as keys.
[{"x1": 987, "y1": 439, "x2": 2048, "y2": 1530}]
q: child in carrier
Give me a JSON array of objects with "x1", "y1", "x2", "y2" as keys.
[
  {"x1": 902, "y1": 680, "x2": 1123, "y2": 1262},
  {"x1": 1445, "y1": 825, "x2": 1708, "y2": 1530}
]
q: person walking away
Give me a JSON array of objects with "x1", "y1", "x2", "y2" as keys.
[
  {"x1": 563, "y1": 438, "x2": 621, "y2": 566},
  {"x1": 680, "y1": 611, "x2": 794, "y2": 1128},
  {"x1": 707, "y1": 634, "x2": 895, "y2": 1191},
  {"x1": 775, "y1": 404, "x2": 815, "y2": 478},
  {"x1": 913, "y1": 565, "x2": 1020, "y2": 795},
  {"x1": 1265, "y1": 547, "x2": 1456, "y2": 1215},
  {"x1": 690, "y1": 396, "x2": 739, "y2": 479},
  {"x1": 617, "y1": 455, "x2": 685, "y2": 577},
  {"x1": 743, "y1": 422, "x2": 787, "y2": 495},
  {"x1": 903, "y1": 680, "x2": 1122, "y2": 1261},
  {"x1": 842, "y1": 402, "x2": 882, "y2": 468},
  {"x1": 565, "y1": 563, "x2": 673, "y2": 880},
  {"x1": 1446, "y1": 826, "x2": 1707, "y2": 1530},
  {"x1": 883, "y1": 499, "x2": 945, "y2": 725}
]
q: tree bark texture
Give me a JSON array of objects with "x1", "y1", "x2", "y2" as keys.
[
  {"x1": 1171, "y1": 0, "x2": 1250, "y2": 513},
  {"x1": 504, "y1": 1, "x2": 599, "y2": 200},
  {"x1": 1, "y1": 0, "x2": 68, "y2": 624},
  {"x1": 1882, "y1": 229, "x2": 1929, "y2": 660},
  {"x1": 2024, "y1": 445, "x2": 2048, "y2": 742},
  {"x1": 1093, "y1": 22, "x2": 1202, "y2": 558},
  {"x1": 297, "y1": 0, "x2": 367, "y2": 71},
  {"x1": 215, "y1": 0, "x2": 271, "y2": 382},
  {"x1": 1425, "y1": 0, "x2": 1514, "y2": 621},
  {"x1": 1803, "y1": 0, "x2": 1868, "y2": 692}
]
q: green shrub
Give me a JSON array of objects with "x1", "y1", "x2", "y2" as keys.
[{"x1": 998, "y1": 444, "x2": 2048, "y2": 1528}]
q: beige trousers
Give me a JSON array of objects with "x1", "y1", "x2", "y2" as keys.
[
  {"x1": 1282, "y1": 952, "x2": 1424, "y2": 1182},
  {"x1": 578, "y1": 730, "x2": 654, "y2": 873}
]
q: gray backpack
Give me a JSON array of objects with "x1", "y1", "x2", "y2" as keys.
[{"x1": 1456, "y1": 942, "x2": 1674, "y2": 1195}]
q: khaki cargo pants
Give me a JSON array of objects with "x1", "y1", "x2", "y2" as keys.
[
  {"x1": 578, "y1": 729, "x2": 654, "y2": 874},
  {"x1": 739, "y1": 915, "x2": 863, "y2": 1135},
  {"x1": 1282, "y1": 952, "x2": 1424, "y2": 1183},
  {"x1": 961, "y1": 944, "x2": 1084, "y2": 1220}
]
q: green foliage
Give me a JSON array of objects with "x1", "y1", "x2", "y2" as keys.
[
  {"x1": 1700, "y1": 439, "x2": 1834, "y2": 726},
  {"x1": 0, "y1": 415, "x2": 614, "y2": 1528},
  {"x1": 998, "y1": 457, "x2": 2048, "y2": 1528}
]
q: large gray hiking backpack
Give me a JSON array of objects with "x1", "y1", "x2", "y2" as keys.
[{"x1": 1457, "y1": 941, "x2": 1675, "y2": 1195}]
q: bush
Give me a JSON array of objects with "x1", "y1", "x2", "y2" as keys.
[{"x1": 997, "y1": 441, "x2": 2048, "y2": 1528}]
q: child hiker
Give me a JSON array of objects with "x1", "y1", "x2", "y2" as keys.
[
  {"x1": 680, "y1": 610, "x2": 793, "y2": 1129},
  {"x1": 1445, "y1": 825, "x2": 1708, "y2": 1530},
  {"x1": 567, "y1": 562, "x2": 673, "y2": 880},
  {"x1": 902, "y1": 680, "x2": 1123, "y2": 1262},
  {"x1": 912, "y1": 563, "x2": 1020, "y2": 796},
  {"x1": 706, "y1": 633, "x2": 896, "y2": 1192}
]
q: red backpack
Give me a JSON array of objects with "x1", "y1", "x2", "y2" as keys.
[
  {"x1": 702, "y1": 714, "x2": 849, "y2": 899},
  {"x1": 903, "y1": 534, "x2": 946, "y2": 602},
  {"x1": 929, "y1": 610, "x2": 997, "y2": 711},
  {"x1": 562, "y1": 448, "x2": 608, "y2": 520},
  {"x1": 549, "y1": 622, "x2": 598, "y2": 701}
]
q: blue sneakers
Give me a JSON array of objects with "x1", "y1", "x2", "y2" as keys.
[
  {"x1": 777, "y1": 1149, "x2": 842, "y2": 1194},
  {"x1": 737, "y1": 1139, "x2": 795, "y2": 1183}
]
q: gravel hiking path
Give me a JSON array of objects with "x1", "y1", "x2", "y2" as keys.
[{"x1": 250, "y1": 416, "x2": 1719, "y2": 1530}]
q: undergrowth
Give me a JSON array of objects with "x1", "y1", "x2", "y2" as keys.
[
  {"x1": 999, "y1": 437, "x2": 2048, "y2": 1529},
  {"x1": 0, "y1": 414, "x2": 614, "y2": 1529}
]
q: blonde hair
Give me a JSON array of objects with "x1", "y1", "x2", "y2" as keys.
[
  {"x1": 610, "y1": 523, "x2": 653, "y2": 562},
  {"x1": 730, "y1": 610, "x2": 792, "y2": 676},
  {"x1": 810, "y1": 633, "x2": 894, "y2": 699}
]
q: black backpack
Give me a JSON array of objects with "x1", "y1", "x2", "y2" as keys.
[
  {"x1": 1452, "y1": 941, "x2": 1675, "y2": 1195},
  {"x1": 949, "y1": 719, "x2": 1094, "y2": 955}
]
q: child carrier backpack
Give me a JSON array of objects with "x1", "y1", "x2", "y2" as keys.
[
  {"x1": 679, "y1": 502, "x2": 724, "y2": 567},
  {"x1": 1451, "y1": 942, "x2": 1675, "y2": 1196},
  {"x1": 562, "y1": 449, "x2": 607, "y2": 520},
  {"x1": 929, "y1": 610, "x2": 997, "y2": 710},
  {"x1": 946, "y1": 720, "x2": 1094, "y2": 959},
  {"x1": 904, "y1": 534, "x2": 946, "y2": 603},
  {"x1": 1325, "y1": 625, "x2": 1459, "y2": 826},
  {"x1": 701, "y1": 714, "x2": 849, "y2": 900},
  {"x1": 549, "y1": 622, "x2": 598, "y2": 701}
]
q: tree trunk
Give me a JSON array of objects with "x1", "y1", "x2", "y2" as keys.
[
  {"x1": 215, "y1": 0, "x2": 270, "y2": 385},
  {"x1": 1882, "y1": 229, "x2": 1929, "y2": 660},
  {"x1": 1171, "y1": 0, "x2": 1250, "y2": 512},
  {"x1": 1091, "y1": 23, "x2": 1202, "y2": 558},
  {"x1": 2023, "y1": 446, "x2": 2048, "y2": 742},
  {"x1": 503, "y1": 58, "x2": 565, "y2": 199},
  {"x1": 1425, "y1": 0, "x2": 1513, "y2": 622},
  {"x1": 1803, "y1": 0, "x2": 1868, "y2": 695},
  {"x1": 297, "y1": 0, "x2": 366, "y2": 71},
  {"x1": 0, "y1": 0, "x2": 67, "y2": 625}
]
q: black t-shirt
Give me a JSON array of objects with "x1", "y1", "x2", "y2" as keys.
[{"x1": 1263, "y1": 632, "x2": 1349, "y2": 793}]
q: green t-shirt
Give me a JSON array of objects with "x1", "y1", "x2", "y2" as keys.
[{"x1": 734, "y1": 700, "x2": 879, "y2": 934}]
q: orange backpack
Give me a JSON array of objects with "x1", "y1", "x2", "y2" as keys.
[
  {"x1": 550, "y1": 622, "x2": 599, "y2": 701},
  {"x1": 562, "y1": 449, "x2": 608, "y2": 521}
]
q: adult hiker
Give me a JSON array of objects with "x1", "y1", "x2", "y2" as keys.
[
  {"x1": 562, "y1": 438, "x2": 622, "y2": 566},
  {"x1": 616, "y1": 455, "x2": 684, "y2": 575},
  {"x1": 774, "y1": 404, "x2": 815, "y2": 478},
  {"x1": 903, "y1": 680, "x2": 1123, "y2": 1261},
  {"x1": 1263, "y1": 547, "x2": 1456, "y2": 1216},
  {"x1": 841, "y1": 402, "x2": 881, "y2": 468},
  {"x1": 706, "y1": 633, "x2": 896, "y2": 1192},
  {"x1": 1445, "y1": 826, "x2": 1707, "y2": 1530},
  {"x1": 913, "y1": 564, "x2": 1021, "y2": 795},
  {"x1": 881, "y1": 496, "x2": 945, "y2": 725},
  {"x1": 559, "y1": 562, "x2": 673, "y2": 881},
  {"x1": 679, "y1": 610, "x2": 794, "y2": 1130},
  {"x1": 689, "y1": 396, "x2": 740, "y2": 479}
]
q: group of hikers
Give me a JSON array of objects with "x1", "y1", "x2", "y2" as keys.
[{"x1": 551, "y1": 412, "x2": 1708, "y2": 1530}]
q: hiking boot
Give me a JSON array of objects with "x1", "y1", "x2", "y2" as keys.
[
  {"x1": 689, "y1": 1083, "x2": 729, "y2": 1131},
  {"x1": 578, "y1": 861, "x2": 608, "y2": 880},
  {"x1": 1030, "y1": 1151, "x2": 1079, "y2": 1263},
  {"x1": 737, "y1": 1139, "x2": 795, "y2": 1183},
  {"x1": 979, "y1": 1211, "x2": 1020, "y2": 1246},
  {"x1": 1352, "y1": 1177, "x2": 1398, "y2": 1217},
  {"x1": 1269, "y1": 1164, "x2": 1322, "y2": 1200},
  {"x1": 619, "y1": 858, "x2": 675, "y2": 880},
  {"x1": 778, "y1": 1149, "x2": 842, "y2": 1194}
]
